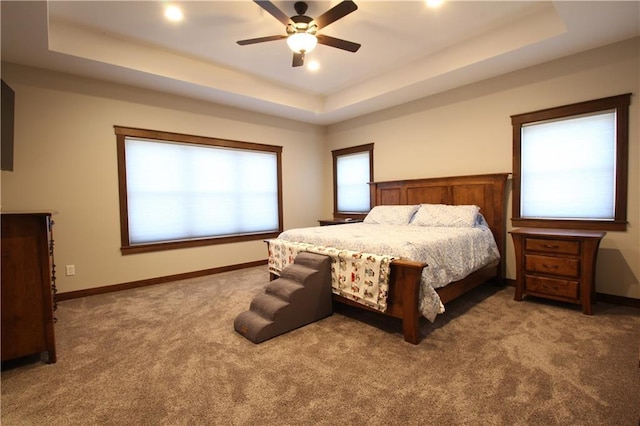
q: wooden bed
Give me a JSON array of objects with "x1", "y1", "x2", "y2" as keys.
[{"x1": 332, "y1": 173, "x2": 510, "y2": 344}]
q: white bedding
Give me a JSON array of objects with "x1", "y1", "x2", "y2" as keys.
[{"x1": 276, "y1": 222, "x2": 500, "y2": 321}]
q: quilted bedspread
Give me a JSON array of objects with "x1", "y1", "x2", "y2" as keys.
[{"x1": 270, "y1": 223, "x2": 500, "y2": 321}]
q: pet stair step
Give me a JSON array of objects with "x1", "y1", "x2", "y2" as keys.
[
  {"x1": 293, "y1": 253, "x2": 330, "y2": 270},
  {"x1": 233, "y1": 310, "x2": 276, "y2": 343},
  {"x1": 280, "y1": 264, "x2": 318, "y2": 283},
  {"x1": 234, "y1": 252, "x2": 332, "y2": 344},
  {"x1": 249, "y1": 293, "x2": 290, "y2": 321},
  {"x1": 265, "y1": 278, "x2": 305, "y2": 302}
]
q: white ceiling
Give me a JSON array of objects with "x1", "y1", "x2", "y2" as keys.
[{"x1": 2, "y1": 1, "x2": 639, "y2": 125}]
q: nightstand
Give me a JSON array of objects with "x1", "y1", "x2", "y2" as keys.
[
  {"x1": 510, "y1": 228, "x2": 606, "y2": 315},
  {"x1": 317, "y1": 218, "x2": 364, "y2": 226}
]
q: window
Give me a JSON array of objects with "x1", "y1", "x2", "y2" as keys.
[
  {"x1": 115, "y1": 126, "x2": 283, "y2": 254},
  {"x1": 332, "y1": 143, "x2": 374, "y2": 218},
  {"x1": 511, "y1": 93, "x2": 631, "y2": 231}
]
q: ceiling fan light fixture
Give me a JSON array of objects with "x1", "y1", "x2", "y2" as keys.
[
  {"x1": 237, "y1": 1, "x2": 360, "y2": 67},
  {"x1": 287, "y1": 32, "x2": 318, "y2": 53}
]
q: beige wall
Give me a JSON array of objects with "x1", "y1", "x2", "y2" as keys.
[
  {"x1": 326, "y1": 37, "x2": 640, "y2": 299},
  {"x1": 2, "y1": 37, "x2": 638, "y2": 300},
  {"x1": 0, "y1": 63, "x2": 326, "y2": 293}
]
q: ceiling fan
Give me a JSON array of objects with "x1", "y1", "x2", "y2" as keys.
[{"x1": 237, "y1": 0, "x2": 361, "y2": 67}]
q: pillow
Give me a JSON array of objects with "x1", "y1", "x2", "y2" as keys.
[
  {"x1": 410, "y1": 204, "x2": 480, "y2": 228},
  {"x1": 363, "y1": 205, "x2": 419, "y2": 225}
]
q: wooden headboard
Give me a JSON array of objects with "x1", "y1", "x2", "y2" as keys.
[{"x1": 370, "y1": 173, "x2": 510, "y2": 266}]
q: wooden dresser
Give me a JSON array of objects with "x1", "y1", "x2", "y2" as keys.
[
  {"x1": 1, "y1": 212, "x2": 57, "y2": 364},
  {"x1": 510, "y1": 228, "x2": 606, "y2": 315}
]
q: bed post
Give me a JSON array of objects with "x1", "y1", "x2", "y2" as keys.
[{"x1": 391, "y1": 259, "x2": 427, "y2": 344}]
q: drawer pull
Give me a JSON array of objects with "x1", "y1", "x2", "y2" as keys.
[
  {"x1": 542, "y1": 264, "x2": 559, "y2": 269},
  {"x1": 543, "y1": 244, "x2": 559, "y2": 249}
]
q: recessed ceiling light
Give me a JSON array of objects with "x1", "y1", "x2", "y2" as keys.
[
  {"x1": 164, "y1": 5, "x2": 184, "y2": 22},
  {"x1": 426, "y1": 0, "x2": 445, "y2": 8},
  {"x1": 307, "y1": 60, "x2": 320, "y2": 71}
]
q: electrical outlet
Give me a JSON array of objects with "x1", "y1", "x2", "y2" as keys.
[{"x1": 65, "y1": 265, "x2": 76, "y2": 276}]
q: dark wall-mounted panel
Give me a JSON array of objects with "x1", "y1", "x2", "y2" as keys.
[{"x1": 1, "y1": 79, "x2": 15, "y2": 171}]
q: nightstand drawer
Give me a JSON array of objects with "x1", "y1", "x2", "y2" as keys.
[
  {"x1": 525, "y1": 254, "x2": 580, "y2": 278},
  {"x1": 525, "y1": 275, "x2": 579, "y2": 299},
  {"x1": 525, "y1": 238, "x2": 580, "y2": 255}
]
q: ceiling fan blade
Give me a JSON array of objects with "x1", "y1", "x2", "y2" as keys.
[
  {"x1": 316, "y1": 34, "x2": 361, "y2": 52},
  {"x1": 292, "y1": 52, "x2": 304, "y2": 67},
  {"x1": 311, "y1": 1, "x2": 358, "y2": 30},
  {"x1": 254, "y1": 0, "x2": 293, "y2": 26},
  {"x1": 237, "y1": 35, "x2": 287, "y2": 46}
]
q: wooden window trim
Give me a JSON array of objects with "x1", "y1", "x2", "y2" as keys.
[
  {"x1": 511, "y1": 93, "x2": 631, "y2": 231},
  {"x1": 115, "y1": 126, "x2": 283, "y2": 255},
  {"x1": 331, "y1": 143, "x2": 374, "y2": 219}
]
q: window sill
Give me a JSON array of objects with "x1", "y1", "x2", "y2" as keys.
[
  {"x1": 121, "y1": 231, "x2": 281, "y2": 255},
  {"x1": 511, "y1": 218, "x2": 627, "y2": 232}
]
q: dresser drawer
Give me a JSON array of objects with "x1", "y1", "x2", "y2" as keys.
[
  {"x1": 525, "y1": 238, "x2": 580, "y2": 255},
  {"x1": 525, "y1": 254, "x2": 580, "y2": 278},
  {"x1": 525, "y1": 275, "x2": 579, "y2": 299}
]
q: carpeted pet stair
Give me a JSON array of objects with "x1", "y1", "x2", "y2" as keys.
[{"x1": 234, "y1": 252, "x2": 332, "y2": 343}]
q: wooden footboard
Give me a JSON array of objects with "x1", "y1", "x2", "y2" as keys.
[
  {"x1": 333, "y1": 261, "x2": 499, "y2": 344},
  {"x1": 334, "y1": 259, "x2": 426, "y2": 344},
  {"x1": 271, "y1": 257, "x2": 427, "y2": 344},
  {"x1": 386, "y1": 260, "x2": 427, "y2": 344}
]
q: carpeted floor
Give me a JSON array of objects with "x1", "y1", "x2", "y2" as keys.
[{"x1": 1, "y1": 266, "x2": 639, "y2": 425}]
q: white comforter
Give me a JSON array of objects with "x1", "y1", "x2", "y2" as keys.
[{"x1": 277, "y1": 222, "x2": 500, "y2": 321}]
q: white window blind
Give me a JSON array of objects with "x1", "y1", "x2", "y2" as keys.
[
  {"x1": 125, "y1": 138, "x2": 279, "y2": 244},
  {"x1": 336, "y1": 151, "x2": 370, "y2": 212},
  {"x1": 520, "y1": 111, "x2": 616, "y2": 220}
]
